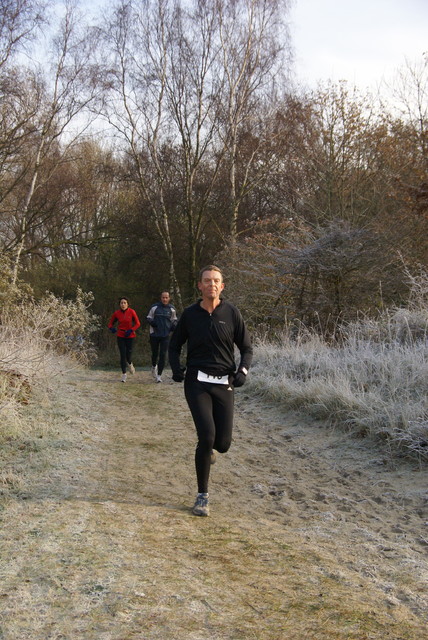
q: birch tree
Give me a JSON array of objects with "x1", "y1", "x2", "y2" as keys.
[
  {"x1": 96, "y1": 0, "x2": 187, "y2": 304},
  {"x1": 216, "y1": 0, "x2": 291, "y2": 240},
  {"x1": 0, "y1": 0, "x2": 45, "y2": 69},
  {"x1": 6, "y1": 0, "x2": 98, "y2": 285},
  {"x1": 163, "y1": 1, "x2": 226, "y2": 293}
]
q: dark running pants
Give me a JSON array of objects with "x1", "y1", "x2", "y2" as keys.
[
  {"x1": 184, "y1": 377, "x2": 234, "y2": 493},
  {"x1": 149, "y1": 335, "x2": 169, "y2": 375},
  {"x1": 117, "y1": 337, "x2": 134, "y2": 373}
]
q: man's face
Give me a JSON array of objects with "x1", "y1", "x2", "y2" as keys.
[
  {"x1": 161, "y1": 292, "x2": 170, "y2": 305},
  {"x1": 198, "y1": 270, "x2": 224, "y2": 299},
  {"x1": 119, "y1": 298, "x2": 129, "y2": 310}
]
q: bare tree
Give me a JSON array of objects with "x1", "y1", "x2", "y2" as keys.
[
  {"x1": 217, "y1": 219, "x2": 406, "y2": 333},
  {"x1": 389, "y1": 55, "x2": 428, "y2": 223},
  {"x1": 3, "y1": 0, "x2": 98, "y2": 285},
  {"x1": 0, "y1": 0, "x2": 46, "y2": 69},
  {"x1": 296, "y1": 81, "x2": 384, "y2": 225},
  {"x1": 216, "y1": 0, "x2": 291, "y2": 240},
  {"x1": 95, "y1": 0, "x2": 293, "y2": 300},
  {"x1": 391, "y1": 54, "x2": 428, "y2": 160},
  {"x1": 96, "y1": 0, "x2": 187, "y2": 304},
  {"x1": 162, "y1": 1, "x2": 226, "y2": 292}
]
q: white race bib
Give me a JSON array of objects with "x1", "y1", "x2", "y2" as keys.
[{"x1": 197, "y1": 370, "x2": 229, "y2": 385}]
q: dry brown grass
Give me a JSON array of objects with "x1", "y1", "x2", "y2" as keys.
[{"x1": 0, "y1": 366, "x2": 427, "y2": 639}]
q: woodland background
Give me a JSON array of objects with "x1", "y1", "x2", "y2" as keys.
[{"x1": 0, "y1": 0, "x2": 427, "y2": 358}]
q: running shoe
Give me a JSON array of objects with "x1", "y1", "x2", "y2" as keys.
[
  {"x1": 121, "y1": 373, "x2": 127, "y2": 383},
  {"x1": 156, "y1": 374, "x2": 162, "y2": 383},
  {"x1": 128, "y1": 363, "x2": 135, "y2": 374},
  {"x1": 210, "y1": 450, "x2": 217, "y2": 465},
  {"x1": 192, "y1": 493, "x2": 209, "y2": 516},
  {"x1": 151, "y1": 365, "x2": 158, "y2": 379}
]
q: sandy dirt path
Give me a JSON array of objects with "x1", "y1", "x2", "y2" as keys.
[{"x1": 0, "y1": 367, "x2": 427, "y2": 639}]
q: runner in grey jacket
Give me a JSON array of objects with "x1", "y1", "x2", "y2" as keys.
[{"x1": 146, "y1": 291, "x2": 178, "y2": 383}]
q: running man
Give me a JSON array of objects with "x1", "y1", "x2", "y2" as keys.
[
  {"x1": 146, "y1": 291, "x2": 178, "y2": 382},
  {"x1": 169, "y1": 265, "x2": 253, "y2": 516}
]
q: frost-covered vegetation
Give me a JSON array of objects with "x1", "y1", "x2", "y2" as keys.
[
  {"x1": 248, "y1": 270, "x2": 428, "y2": 461},
  {"x1": 0, "y1": 258, "x2": 99, "y2": 441}
]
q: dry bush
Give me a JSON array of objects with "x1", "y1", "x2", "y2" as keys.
[
  {"x1": 216, "y1": 219, "x2": 407, "y2": 334},
  {"x1": 0, "y1": 333, "x2": 76, "y2": 442},
  {"x1": 0, "y1": 286, "x2": 99, "y2": 441},
  {"x1": 1, "y1": 288, "x2": 99, "y2": 366},
  {"x1": 0, "y1": 254, "x2": 33, "y2": 306},
  {"x1": 1, "y1": 256, "x2": 99, "y2": 366}
]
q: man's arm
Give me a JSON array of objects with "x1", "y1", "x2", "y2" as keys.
[
  {"x1": 168, "y1": 312, "x2": 187, "y2": 377},
  {"x1": 170, "y1": 306, "x2": 178, "y2": 331},
  {"x1": 146, "y1": 305, "x2": 157, "y2": 327},
  {"x1": 234, "y1": 311, "x2": 253, "y2": 373}
]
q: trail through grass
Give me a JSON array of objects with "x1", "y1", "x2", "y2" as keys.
[{"x1": 0, "y1": 367, "x2": 427, "y2": 639}]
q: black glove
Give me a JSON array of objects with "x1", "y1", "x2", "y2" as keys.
[
  {"x1": 125, "y1": 329, "x2": 133, "y2": 337},
  {"x1": 109, "y1": 327, "x2": 117, "y2": 334},
  {"x1": 232, "y1": 371, "x2": 247, "y2": 387},
  {"x1": 172, "y1": 367, "x2": 186, "y2": 382}
]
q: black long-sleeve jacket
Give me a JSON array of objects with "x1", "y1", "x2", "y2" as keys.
[{"x1": 168, "y1": 299, "x2": 253, "y2": 376}]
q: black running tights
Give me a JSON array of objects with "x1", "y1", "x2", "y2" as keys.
[
  {"x1": 149, "y1": 335, "x2": 169, "y2": 375},
  {"x1": 117, "y1": 337, "x2": 134, "y2": 373},
  {"x1": 184, "y1": 378, "x2": 234, "y2": 493}
]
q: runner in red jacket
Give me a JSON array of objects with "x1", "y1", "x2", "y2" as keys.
[{"x1": 108, "y1": 297, "x2": 141, "y2": 382}]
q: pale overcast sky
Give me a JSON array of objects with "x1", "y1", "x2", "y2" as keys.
[{"x1": 289, "y1": 0, "x2": 428, "y2": 92}]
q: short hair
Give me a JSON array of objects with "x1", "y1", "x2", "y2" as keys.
[
  {"x1": 198, "y1": 264, "x2": 223, "y2": 282},
  {"x1": 160, "y1": 290, "x2": 170, "y2": 296},
  {"x1": 118, "y1": 296, "x2": 130, "y2": 304}
]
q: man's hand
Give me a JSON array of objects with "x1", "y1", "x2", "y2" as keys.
[
  {"x1": 125, "y1": 329, "x2": 133, "y2": 337},
  {"x1": 172, "y1": 368, "x2": 186, "y2": 382},
  {"x1": 109, "y1": 327, "x2": 117, "y2": 334},
  {"x1": 232, "y1": 371, "x2": 247, "y2": 387}
]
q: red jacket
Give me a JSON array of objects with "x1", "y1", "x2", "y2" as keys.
[{"x1": 108, "y1": 308, "x2": 141, "y2": 338}]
